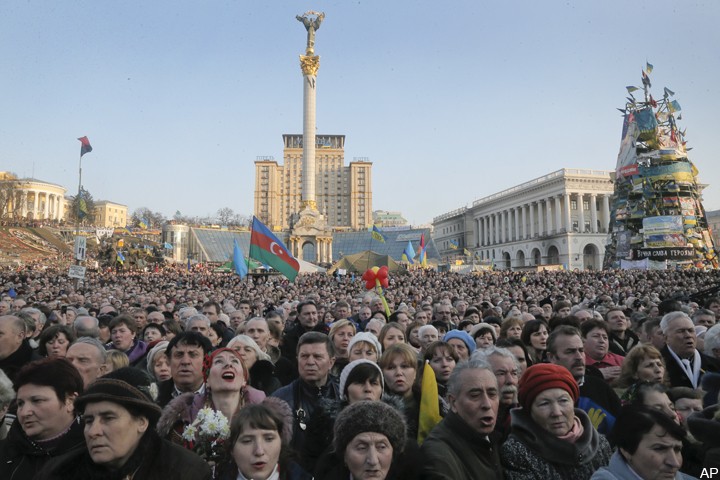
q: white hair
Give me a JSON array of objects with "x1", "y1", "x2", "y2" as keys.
[{"x1": 660, "y1": 311, "x2": 691, "y2": 334}]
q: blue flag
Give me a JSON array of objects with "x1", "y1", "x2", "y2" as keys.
[
  {"x1": 233, "y1": 239, "x2": 248, "y2": 279},
  {"x1": 402, "y1": 240, "x2": 415, "y2": 264}
]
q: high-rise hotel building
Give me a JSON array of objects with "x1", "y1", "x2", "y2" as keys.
[{"x1": 254, "y1": 134, "x2": 372, "y2": 230}]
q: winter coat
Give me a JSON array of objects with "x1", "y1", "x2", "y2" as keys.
[
  {"x1": 501, "y1": 408, "x2": 612, "y2": 480},
  {"x1": 688, "y1": 404, "x2": 720, "y2": 469},
  {"x1": 419, "y1": 410, "x2": 504, "y2": 480},
  {"x1": 591, "y1": 451, "x2": 696, "y2": 480},
  {"x1": 249, "y1": 359, "x2": 282, "y2": 395},
  {"x1": 217, "y1": 461, "x2": 312, "y2": 480},
  {"x1": 0, "y1": 417, "x2": 85, "y2": 480},
  {"x1": 34, "y1": 430, "x2": 211, "y2": 480}
]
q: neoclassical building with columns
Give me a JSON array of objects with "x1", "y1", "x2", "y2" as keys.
[
  {"x1": 433, "y1": 168, "x2": 614, "y2": 270},
  {"x1": 0, "y1": 172, "x2": 67, "y2": 221}
]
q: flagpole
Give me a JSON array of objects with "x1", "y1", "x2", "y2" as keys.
[{"x1": 76, "y1": 152, "x2": 82, "y2": 236}]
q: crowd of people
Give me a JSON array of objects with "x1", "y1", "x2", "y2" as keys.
[{"x1": 0, "y1": 262, "x2": 720, "y2": 479}]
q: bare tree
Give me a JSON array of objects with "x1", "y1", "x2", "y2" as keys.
[{"x1": 217, "y1": 207, "x2": 234, "y2": 225}]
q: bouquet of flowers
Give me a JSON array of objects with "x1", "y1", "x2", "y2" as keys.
[{"x1": 182, "y1": 407, "x2": 231, "y2": 466}]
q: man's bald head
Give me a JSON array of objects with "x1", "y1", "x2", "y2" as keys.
[{"x1": 0, "y1": 315, "x2": 26, "y2": 360}]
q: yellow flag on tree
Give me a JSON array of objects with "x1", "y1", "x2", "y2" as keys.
[{"x1": 417, "y1": 360, "x2": 441, "y2": 444}]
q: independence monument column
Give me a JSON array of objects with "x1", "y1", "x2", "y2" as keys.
[
  {"x1": 296, "y1": 11, "x2": 325, "y2": 213},
  {"x1": 291, "y1": 11, "x2": 332, "y2": 264}
]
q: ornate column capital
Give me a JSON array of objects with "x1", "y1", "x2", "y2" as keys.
[{"x1": 299, "y1": 55, "x2": 320, "y2": 76}]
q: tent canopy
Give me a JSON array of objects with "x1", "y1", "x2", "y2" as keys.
[{"x1": 328, "y1": 250, "x2": 401, "y2": 274}]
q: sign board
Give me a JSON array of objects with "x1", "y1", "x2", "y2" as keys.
[
  {"x1": 633, "y1": 247, "x2": 694, "y2": 261},
  {"x1": 68, "y1": 265, "x2": 86, "y2": 279},
  {"x1": 74, "y1": 236, "x2": 87, "y2": 261}
]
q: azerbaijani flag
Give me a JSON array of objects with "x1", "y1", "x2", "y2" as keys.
[
  {"x1": 249, "y1": 216, "x2": 299, "y2": 282},
  {"x1": 78, "y1": 136, "x2": 93, "y2": 157}
]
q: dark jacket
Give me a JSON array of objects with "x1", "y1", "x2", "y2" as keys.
[
  {"x1": 420, "y1": 410, "x2": 503, "y2": 480},
  {"x1": 218, "y1": 461, "x2": 312, "y2": 480},
  {"x1": 688, "y1": 405, "x2": 720, "y2": 470},
  {"x1": 0, "y1": 416, "x2": 85, "y2": 480},
  {"x1": 279, "y1": 321, "x2": 330, "y2": 380},
  {"x1": 578, "y1": 374, "x2": 621, "y2": 435},
  {"x1": 249, "y1": 359, "x2": 282, "y2": 395},
  {"x1": 501, "y1": 408, "x2": 612, "y2": 480},
  {"x1": 271, "y1": 376, "x2": 339, "y2": 452},
  {"x1": 661, "y1": 345, "x2": 720, "y2": 388},
  {"x1": 608, "y1": 330, "x2": 639, "y2": 357},
  {"x1": 35, "y1": 430, "x2": 211, "y2": 480},
  {"x1": 0, "y1": 340, "x2": 37, "y2": 383}
]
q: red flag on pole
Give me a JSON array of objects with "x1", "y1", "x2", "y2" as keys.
[{"x1": 78, "y1": 136, "x2": 93, "y2": 157}]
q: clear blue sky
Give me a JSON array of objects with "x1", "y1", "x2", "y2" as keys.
[{"x1": 1, "y1": 1, "x2": 718, "y2": 226}]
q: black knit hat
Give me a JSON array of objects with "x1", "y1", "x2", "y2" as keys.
[
  {"x1": 334, "y1": 401, "x2": 406, "y2": 455},
  {"x1": 75, "y1": 377, "x2": 162, "y2": 423}
]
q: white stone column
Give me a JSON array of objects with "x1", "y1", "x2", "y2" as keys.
[
  {"x1": 555, "y1": 196, "x2": 562, "y2": 233},
  {"x1": 564, "y1": 193, "x2": 572, "y2": 232},
  {"x1": 300, "y1": 56, "x2": 319, "y2": 209},
  {"x1": 538, "y1": 202, "x2": 544, "y2": 236},
  {"x1": 522, "y1": 205, "x2": 528, "y2": 239},
  {"x1": 590, "y1": 194, "x2": 598, "y2": 233},
  {"x1": 514, "y1": 207, "x2": 520, "y2": 241},
  {"x1": 601, "y1": 195, "x2": 611, "y2": 233},
  {"x1": 500, "y1": 211, "x2": 506, "y2": 243},
  {"x1": 545, "y1": 198, "x2": 553, "y2": 235},
  {"x1": 43, "y1": 193, "x2": 50, "y2": 220},
  {"x1": 577, "y1": 193, "x2": 585, "y2": 233},
  {"x1": 31, "y1": 191, "x2": 39, "y2": 219},
  {"x1": 529, "y1": 203, "x2": 535, "y2": 238}
]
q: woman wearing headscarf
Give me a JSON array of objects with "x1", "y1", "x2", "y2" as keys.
[
  {"x1": 35, "y1": 367, "x2": 211, "y2": 480},
  {"x1": 501, "y1": 363, "x2": 612, "y2": 480}
]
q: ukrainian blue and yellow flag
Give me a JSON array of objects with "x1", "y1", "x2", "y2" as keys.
[
  {"x1": 402, "y1": 241, "x2": 415, "y2": 264},
  {"x1": 371, "y1": 225, "x2": 385, "y2": 243}
]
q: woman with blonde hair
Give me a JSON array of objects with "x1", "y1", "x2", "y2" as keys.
[
  {"x1": 329, "y1": 319, "x2": 356, "y2": 376},
  {"x1": 614, "y1": 344, "x2": 667, "y2": 398}
]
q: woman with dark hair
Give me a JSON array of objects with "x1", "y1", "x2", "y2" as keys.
[
  {"x1": 520, "y1": 319, "x2": 549, "y2": 365},
  {"x1": 422, "y1": 341, "x2": 459, "y2": 398},
  {"x1": 0, "y1": 358, "x2": 84, "y2": 479},
  {"x1": 405, "y1": 321, "x2": 423, "y2": 352},
  {"x1": 592, "y1": 406, "x2": 692, "y2": 480},
  {"x1": 107, "y1": 314, "x2": 149, "y2": 367},
  {"x1": 38, "y1": 324, "x2": 75, "y2": 358},
  {"x1": 218, "y1": 398, "x2": 311, "y2": 480}
]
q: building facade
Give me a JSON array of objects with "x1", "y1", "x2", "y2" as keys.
[
  {"x1": 92, "y1": 201, "x2": 128, "y2": 228},
  {"x1": 254, "y1": 134, "x2": 372, "y2": 231},
  {"x1": 0, "y1": 173, "x2": 67, "y2": 221},
  {"x1": 433, "y1": 168, "x2": 614, "y2": 270}
]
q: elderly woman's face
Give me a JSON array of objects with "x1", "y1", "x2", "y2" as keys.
[
  {"x1": 207, "y1": 351, "x2": 246, "y2": 393},
  {"x1": 232, "y1": 426, "x2": 282, "y2": 480},
  {"x1": 530, "y1": 388, "x2": 575, "y2": 437},
  {"x1": 635, "y1": 356, "x2": 665, "y2": 383},
  {"x1": 642, "y1": 390, "x2": 679, "y2": 424},
  {"x1": 83, "y1": 401, "x2": 149, "y2": 468},
  {"x1": 348, "y1": 341, "x2": 378, "y2": 362},
  {"x1": 231, "y1": 341, "x2": 259, "y2": 369},
  {"x1": 344, "y1": 432, "x2": 393, "y2": 480}
]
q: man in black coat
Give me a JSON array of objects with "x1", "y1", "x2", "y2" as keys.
[
  {"x1": 0, "y1": 315, "x2": 36, "y2": 383},
  {"x1": 660, "y1": 311, "x2": 720, "y2": 388}
]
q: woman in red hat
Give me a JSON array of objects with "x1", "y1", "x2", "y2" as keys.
[{"x1": 501, "y1": 363, "x2": 612, "y2": 480}]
